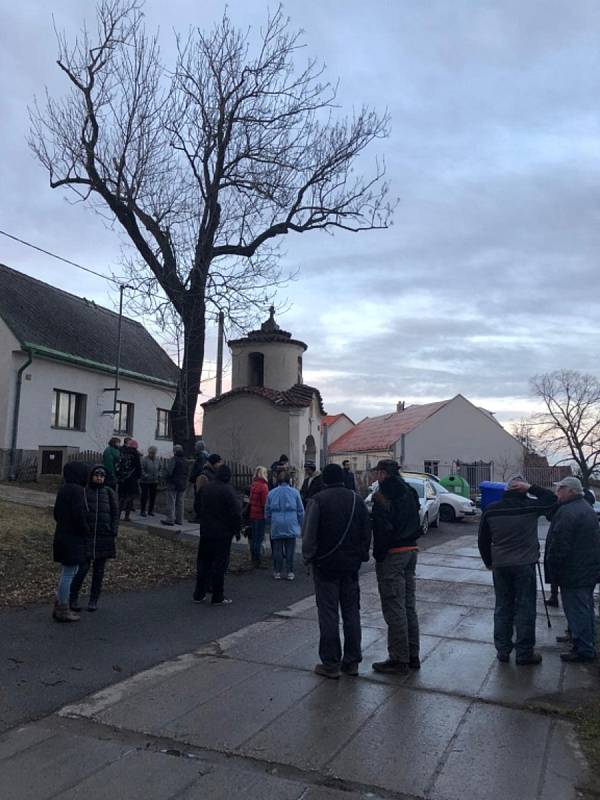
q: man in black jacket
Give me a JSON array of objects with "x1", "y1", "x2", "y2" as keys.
[
  {"x1": 371, "y1": 459, "x2": 422, "y2": 674},
  {"x1": 478, "y1": 475, "x2": 556, "y2": 665},
  {"x1": 162, "y1": 445, "x2": 189, "y2": 527},
  {"x1": 302, "y1": 463, "x2": 371, "y2": 678},
  {"x1": 300, "y1": 461, "x2": 323, "y2": 506},
  {"x1": 545, "y1": 476, "x2": 600, "y2": 662},
  {"x1": 194, "y1": 465, "x2": 242, "y2": 605},
  {"x1": 342, "y1": 460, "x2": 356, "y2": 491}
]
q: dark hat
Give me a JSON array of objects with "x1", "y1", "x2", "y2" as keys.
[
  {"x1": 279, "y1": 454, "x2": 289, "y2": 463},
  {"x1": 208, "y1": 453, "x2": 222, "y2": 465},
  {"x1": 304, "y1": 460, "x2": 316, "y2": 470},
  {"x1": 216, "y1": 464, "x2": 231, "y2": 482},
  {"x1": 323, "y1": 463, "x2": 344, "y2": 485},
  {"x1": 372, "y1": 459, "x2": 399, "y2": 475}
]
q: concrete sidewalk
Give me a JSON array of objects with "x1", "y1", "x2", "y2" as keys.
[{"x1": 1, "y1": 531, "x2": 597, "y2": 799}]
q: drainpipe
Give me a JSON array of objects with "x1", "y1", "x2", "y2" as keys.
[{"x1": 8, "y1": 349, "x2": 33, "y2": 481}]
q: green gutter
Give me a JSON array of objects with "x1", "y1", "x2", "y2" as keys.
[{"x1": 24, "y1": 343, "x2": 178, "y2": 389}]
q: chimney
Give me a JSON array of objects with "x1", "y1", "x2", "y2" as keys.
[{"x1": 397, "y1": 400, "x2": 405, "y2": 412}]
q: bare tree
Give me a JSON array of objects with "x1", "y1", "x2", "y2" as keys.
[
  {"x1": 531, "y1": 370, "x2": 600, "y2": 488},
  {"x1": 28, "y1": 1, "x2": 393, "y2": 450},
  {"x1": 511, "y1": 418, "x2": 541, "y2": 456}
]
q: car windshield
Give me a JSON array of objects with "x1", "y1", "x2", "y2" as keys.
[
  {"x1": 405, "y1": 479, "x2": 424, "y2": 498},
  {"x1": 434, "y1": 484, "x2": 449, "y2": 494}
]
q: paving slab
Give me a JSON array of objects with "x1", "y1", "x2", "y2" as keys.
[
  {"x1": 176, "y1": 763, "x2": 308, "y2": 800},
  {"x1": 539, "y1": 719, "x2": 589, "y2": 800},
  {"x1": 407, "y1": 638, "x2": 496, "y2": 697},
  {"x1": 419, "y1": 552, "x2": 488, "y2": 571},
  {"x1": 239, "y1": 678, "x2": 395, "y2": 771},
  {"x1": 327, "y1": 688, "x2": 469, "y2": 796},
  {"x1": 417, "y1": 564, "x2": 494, "y2": 586},
  {"x1": 479, "y1": 652, "x2": 564, "y2": 706}
]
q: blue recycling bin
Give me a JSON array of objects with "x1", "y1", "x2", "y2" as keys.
[{"x1": 479, "y1": 481, "x2": 507, "y2": 511}]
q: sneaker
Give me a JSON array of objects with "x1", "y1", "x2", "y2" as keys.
[
  {"x1": 409, "y1": 656, "x2": 421, "y2": 670},
  {"x1": 496, "y1": 653, "x2": 510, "y2": 663},
  {"x1": 340, "y1": 662, "x2": 359, "y2": 676},
  {"x1": 372, "y1": 659, "x2": 409, "y2": 675},
  {"x1": 87, "y1": 599, "x2": 98, "y2": 612},
  {"x1": 211, "y1": 598, "x2": 232, "y2": 605},
  {"x1": 274, "y1": 572, "x2": 282, "y2": 580},
  {"x1": 314, "y1": 663, "x2": 341, "y2": 679},
  {"x1": 287, "y1": 572, "x2": 295, "y2": 581},
  {"x1": 192, "y1": 594, "x2": 206, "y2": 604},
  {"x1": 53, "y1": 603, "x2": 80, "y2": 623},
  {"x1": 546, "y1": 595, "x2": 559, "y2": 608},
  {"x1": 560, "y1": 651, "x2": 596, "y2": 663},
  {"x1": 516, "y1": 651, "x2": 542, "y2": 665}
]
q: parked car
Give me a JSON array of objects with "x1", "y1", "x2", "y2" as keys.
[
  {"x1": 430, "y1": 481, "x2": 477, "y2": 522},
  {"x1": 365, "y1": 473, "x2": 441, "y2": 535}
]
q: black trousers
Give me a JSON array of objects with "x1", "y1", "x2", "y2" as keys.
[
  {"x1": 70, "y1": 558, "x2": 107, "y2": 602},
  {"x1": 313, "y1": 568, "x2": 362, "y2": 667},
  {"x1": 195, "y1": 537, "x2": 232, "y2": 603},
  {"x1": 140, "y1": 482, "x2": 157, "y2": 514}
]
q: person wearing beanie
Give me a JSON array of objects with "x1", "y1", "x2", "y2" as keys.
[
  {"x1": 300, "y1": 460, "x2": 323, "y2": 506},
  {"x1": 193, "y1": 464, "x2": 242, "y2": 605},
  {"x1": 302, "y1": 463, "x2": 370, "y2": 678},
  {"x1": 162, "y1": 444, "x2": 189, "y2": 527},
  {"x1": 544, "y1": 476, "x2": 600, "y2": 662},
  {"x1": 265, "y1": 469, "x2": 304, "y2": 580},
  {"x1": 117, "y1": 438, "x2": 142, "y2": 521},
  {"x1": 478, "y1": 475, "x2": 556, "y2": 665},
  {"x1": 193, "y1": 453, "x2": 223, "y2": 520}
]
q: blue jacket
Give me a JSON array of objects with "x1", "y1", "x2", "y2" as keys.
[{"x1": 265, "y1": 483, "x2": 304, "y2": 539}]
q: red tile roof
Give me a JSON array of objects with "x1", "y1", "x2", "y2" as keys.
[
  {"x1": 321, "y1": 413, "x2": 354, "y2": 427},
  {"x1": 202, "y1": 383, "x2": 326, "y2": 415},
  {"x1": 328, "y1": 400, "x2": 450, "y2": 454}
]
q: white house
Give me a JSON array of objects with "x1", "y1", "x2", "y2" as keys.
[
  {"x1": 202, "y1": 307, "x2": 325, "y2": 477},
  {"x1": 0, "y1": 263, "x2": 179, "y2": 479},
  {"x1": 327, "y1": 394, "x2": 525, "y2": 486}
]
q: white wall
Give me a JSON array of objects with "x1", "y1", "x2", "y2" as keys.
[
  {"x1": 230, "y1": 340, "x2": 305, "y2": 391},
  {"x1": 324, "y1": 415, "x2": 355, "y2": 451},
  {"x1": 328, "y1": 450, "x2": 392, "y2": 471},
  {"x1": 401, "y1": 395, "x2": 524, "y2": 480},
  {"x1": 0, "y1": 319, "x2": 22, "y2": 450},
  {"x1": 13, "y1": 355, "x2": 176, "y2": 456}
]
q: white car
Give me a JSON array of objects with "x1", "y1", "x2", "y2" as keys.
[
  {"x1": 430, "y1": 481, "x2": 477, "y2": 522},
  {"x1": 366, "y1": 474, "x2": 441, "y2": 535}
]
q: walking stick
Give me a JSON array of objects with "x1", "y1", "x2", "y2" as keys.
[{"x1": 537, "y1": 562, "x2": 552, "y2": 629}]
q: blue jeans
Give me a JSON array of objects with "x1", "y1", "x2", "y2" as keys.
[
  {"x1": 250, "y1": 520, "x2": 265, "y2": 561},
  {"x1": 56, "y1": 564, "x2": 79, "y2": 605},
  {"x1": 492, "y1": 564, "x2": 537, "y2": 658},
  {"x1": 272, "y1": 538, "x2": 296, "y2": 573},
  {"x1": 561, "y1": 586, "x2": 597, "y2": 658}
]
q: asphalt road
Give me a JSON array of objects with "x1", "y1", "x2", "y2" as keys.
[{"x1": 0, "y1": 519, "x2": 475, "y2": 733}]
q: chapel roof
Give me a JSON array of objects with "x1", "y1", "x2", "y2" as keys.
[
  {"x1": 228, "y1": 306, "x2": 307, "y2": 350},
  {"x1": 202, "y1": 382, "x2": 326, "y2": 415}
]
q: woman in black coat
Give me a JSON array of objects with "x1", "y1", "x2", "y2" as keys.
[
  {"x1": 53, "y1": 461, "x2": 90, "y2": 623},
  {"x1": 118, "y1": 440, "x2": 142, "y2": 520},
  {"x1": 70, "y1": 465, "x2": 119, "y2": 612}
]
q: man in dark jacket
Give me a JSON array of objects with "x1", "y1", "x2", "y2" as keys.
[
  {"x1": 193, "y1": 453, "x2": 223, "y2": 519},
  {"x1": 162, "y1": 445, "x2": 189, "y2": 527},
  {"x1": 371, "y1": 459, "x2": 421, "y2": 674},
  {"x1": 342, "y1": 460, "x2": 356, "y2": 491},
  {"x1": 194, "y1": 465, "x2": 242, "y2": 605},
  {"x1": 545, "y1": 476, "x2": 600, "y2": 662},
  {"x1": 478, "y1": 475, "x2": 556, "y2": 665},
  {"x1": 300, "y1": 461, "x2": 323, "y2": 506},
  {"x1": 302, "y1": 463, "x2": 371, "y2": 678}
]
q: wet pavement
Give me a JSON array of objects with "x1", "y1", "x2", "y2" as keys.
[{"x1": 1, "y1": 527, "x2": 598, "y2": 799}]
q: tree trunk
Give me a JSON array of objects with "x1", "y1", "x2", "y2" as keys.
[{"x1": 170, "y1": 301, "x2": 206, "y2": 454}]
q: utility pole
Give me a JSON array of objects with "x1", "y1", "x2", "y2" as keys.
[
  {"x1": 103, "y1": 283, "x2": 133, "y2": 417},
  {"x1": 215, "y1": 311, "x2": 225, "y2": 397}
]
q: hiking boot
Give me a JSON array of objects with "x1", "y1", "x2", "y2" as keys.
[
  {"x1": 314, "y1": 663, "x2": 341, "y2": 679},
  {"x1": 496, "y1": 652, "x2": 510, "y2": 663},
  {"x1": 87, "y1": 599, "x2": 98, "y2": 612},
  {"x1": 546, "y1": 595, "x2": 559, "y2": 608},
  {"x1": 340, "y1": 662, "x2": 359, "y2": 676},
  {"x1": 560, "y1": 651, "x2": 596, "y2": 663},
  {"x1": 409, "y1": 656, "x2": 421, "y2": 670},
  {"x1": 516, "y1": 651, "x2": 542, "y2": 665},
  {"x1": 192, "y1": 593, "x2": 206, "y2": 604},
  {"x1": 372, "y1": 659, "x2": 409, "y2": 675},
  {"x1": 53, "y1": 604, "x2": 80, "y2": 623},
  {"x1": 69, "y1": 597, "x2": 82, "y2": 613}
]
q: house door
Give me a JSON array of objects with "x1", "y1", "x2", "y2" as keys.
[
  {"x1": 41, "y1": 450, "x2": 63, "y2": 475},
  {"x1": 304, "y1": 435, "x2": 316, "y2": 464}
]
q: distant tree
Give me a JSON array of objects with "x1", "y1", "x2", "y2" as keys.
[
  {"x1": 28, "y1": 0, "x2": 393, "y2": 451},
  {"x1": 511, "y1": 418, "x2": 541, "y2": 456},
  {"x1": 531, "y1": 370, "x2": 600, "y2": 488}
]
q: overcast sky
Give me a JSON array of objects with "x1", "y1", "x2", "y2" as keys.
[{"x1": 2, "y1": 0, "x2": 599, "y2": 430}]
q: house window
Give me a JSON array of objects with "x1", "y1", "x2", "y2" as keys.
[
  {"x1": 424, "y1": 460, "x2": 439, "y2": 476},
  {"x1": 114, "y1": 401, "x2": 134, "y2": 435},
  {"x1": 52, "y1": 389, "x2": 86, "y2": 431},
  {"x1": 156, "y1": 408, "x2": 172, "y2": 440}
]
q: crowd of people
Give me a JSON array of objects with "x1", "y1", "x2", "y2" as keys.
[{"x1": 51, "y1": 440, "x2": 600, "y2": 681}]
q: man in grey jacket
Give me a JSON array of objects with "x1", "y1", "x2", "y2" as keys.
[{"x1": 478, "y1": 475, "x2": 556, "y2": 665}]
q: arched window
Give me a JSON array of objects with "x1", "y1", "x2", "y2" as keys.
[{"x1": 248, "y1": 352, "x2": 264, "y2": 387}]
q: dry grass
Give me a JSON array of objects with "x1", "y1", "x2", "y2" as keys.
[{"x1": 0, "y1": 499, "x2": 248, "y2": 608}]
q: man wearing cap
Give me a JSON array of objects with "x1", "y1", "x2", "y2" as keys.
[
  {"x1": 544, "y1": 476, "x2": 600, "y2": 662},
  {"x1": 371, "y1": 459, "x2": 422, "y2": 674},
  {"x1": 302, "y1": 463, "x2": 371, "y2": 678},
  {"x1": 193, "y1": 453, "x2": 223, "y2": 518},
  {"x1": 478, "y1": 475, "x2": 556, "y2": 665},
  {"x1": 300, "y1": 461, "x2": 323, "y2": 506}
]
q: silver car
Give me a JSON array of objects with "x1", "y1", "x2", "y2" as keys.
[{"x1": 366, "y1": 474, "x2": 441, "y2": 535}]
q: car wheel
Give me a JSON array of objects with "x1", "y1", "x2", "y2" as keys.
[
  {"x1": 421, "y1": 514, "x2": 429, "y2": 536},
  {"x1": 439, "y1": 504, "x2": 456, "y2": 523}
]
